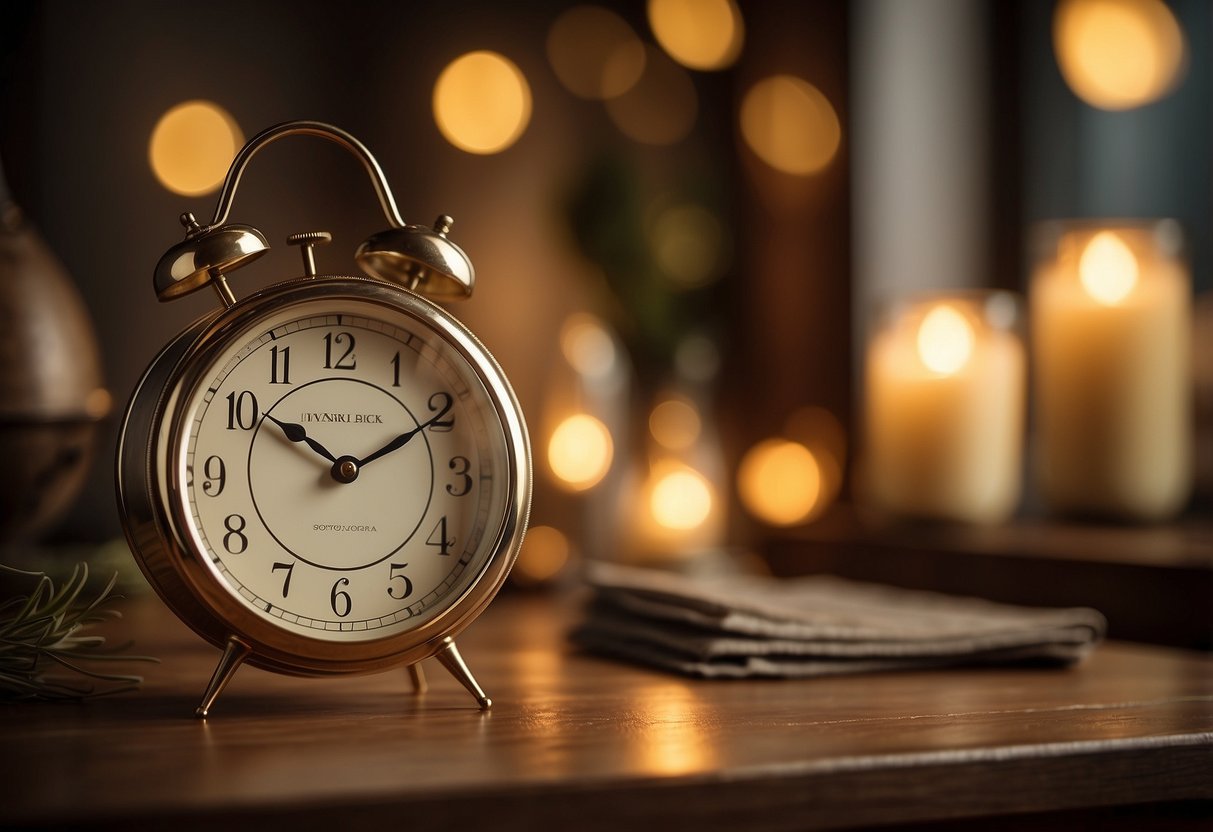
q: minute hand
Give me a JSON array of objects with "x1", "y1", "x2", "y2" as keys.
[{"x1": 358, "y1": 412, "x2": 443, "y2": 467}]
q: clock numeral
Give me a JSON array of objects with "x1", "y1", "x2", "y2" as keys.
[
  {"x1": 447, "y1": 456, "x2": 472, "y2": 497},
  {"x1": 427, "y1": 391, "x2": 455, "y2": 432},
  {"x1": 390, "y1": 351, "x2": 401, "y2": 387},
  {"x1": 269, "y1": 345, "x2": 291, "y2": 384},
  {"x1": 387, "y1": 563, "x2": 413, "y2": 600},
  {"x1": 323, "y1": 331, "x2": 357, "y2": 370},
  {"x1": 201, "y1": 455, "x2": 226, "y2": 497},
  {"x1": 225, "y1": 390, "x2": 259, "y2": 431},
  {"x1": 222, "y1": 514, "x2": 248, "y2": 554},
  {"x1": 272, "y1": 561, "x2": 294, "y2": 597},
  {"x1": 426, "y1": 516, "x2": 454, "y2": 556},
  {"x1": 330, "y1": 577, "x2": 352, "y2": 617}
]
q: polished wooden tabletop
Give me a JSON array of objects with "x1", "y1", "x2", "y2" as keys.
[{"x1": 1, "y1": 592, "x2": 1210, "y2": 830}]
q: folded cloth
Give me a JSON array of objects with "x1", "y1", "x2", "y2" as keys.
[{"x1": 573, "y1": 562, "x2": 1107, "y2": 679}]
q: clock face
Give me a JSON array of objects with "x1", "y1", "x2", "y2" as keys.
[{"x1": 174, "y1": 295, "x2": 513, "y2": 642}]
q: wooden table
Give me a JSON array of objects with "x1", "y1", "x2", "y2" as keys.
[{"x1": 2, "y1": 593, "x2": 1210, "y2": 830}]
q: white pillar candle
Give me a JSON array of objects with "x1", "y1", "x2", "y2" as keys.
[
  {"x1": 864, "y1": 293, "x2": 1025, "y2": 524},
  {"x1": 1031, "y1": 221, "x2": 1192, "y2": 521}
]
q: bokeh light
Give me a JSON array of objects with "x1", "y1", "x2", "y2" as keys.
[
  {"x1": 740, "y1": 75, "x2": 841, "y2": 176},
  {"x1": 548, "y1": 413, "x2": 614, "y2": 490},
  {"x1": 651, "y1": 202, "x2": 727, "y2": 288},
  {"x1": 149, "y1": 101, "x2": 242, "y2": 196},
  {"x1": 917, "y1": 305, "x2": 975, "y2": 375},
  {"x1": 1080, "y1": 231, "x2": 1139, "y2": 305},
  {"x1": 649, "y1": 395, "x2": 702, "y2": 451},
  {"x1": 606, "y1": 45, "x2": 698, "y2": 145},
  {"x1": 1053, "y1": 0, "x2": 1186, "y2": 110},
  {"x1": 548, "y1": 5, "x2": 646, "y2": 99},
  {"x1": 560, "y1": 313, "x2": 618, "y2": 378},
  {"x1": 738, "y1": 438, "x2": 822, "y2": 526},
  {"x1": 648, "y1": 0, "x2": 744, "y2": 71},
  {"x1": 785, "y1": 405, "x2": 846, "y2": 512},
  {"x1": 650, "y1": 466, "x2": 713, "y2": 531},
  {"x1": 433, "y1": 51, "x2": 532, "y2": 154},
  {"x1": 512, "y1": 525, "x2": 571, "y2": 586}
]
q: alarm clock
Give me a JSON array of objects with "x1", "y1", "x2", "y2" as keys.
[{"x1": 116, "y1": 121, "x2": 530, "y2": 717}]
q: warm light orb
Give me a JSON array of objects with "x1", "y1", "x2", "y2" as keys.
[
  {"x1": 650, "y1": 467, "x2": 713, "y2": 531},
  {"x1": 917, "y1": 305, "x2": 975, "y2": 375},
  {"x1": 651, "y1": 203, "x2": 726, "y2": 288},
  {"x1": 1079, "y1": 231, "x2": 1139, "y2": 304},
  {"x1": 1053, "y1": 0, "x2": 1186, "y2": 110},
  {"x1": 548, "y1": 413, "x2": 614, "y2": 490},
  {"x1": 740, "y1": 75, "x2": 841, "y2": 176},
  {"x1": 149, "y1": 101, "x2": 242, "y2": 196},
  {"x1": 606, "y1": 46, "x2": 698, "y2": 145},
  {"x1": 560, "y1": 313, "x2": 617, "y2": 378},
  {"x1": 512, "y1": 525, "x2": 571, "y2": 586},
  {"x1": 548, "y1": 5, "x2": 646, "y2": 99},
  {"x1": 433, "y1": 51, "x2": 532, "y2": 154},
  {"x1": 738, "y1": 439, "x2": 821, "y2": 527},
  {"x1": 647, "y1": 0, "x2": 744, "y2": 71},
  {"x1": 649, "y1": 396, "x2": 701, "y2": 451}
]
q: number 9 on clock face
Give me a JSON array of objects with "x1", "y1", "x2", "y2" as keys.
[{"x1": 177, "y1": 295, "x2": 513, "y2": 641}]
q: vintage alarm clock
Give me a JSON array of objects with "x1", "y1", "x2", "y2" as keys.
[{"x1": 117, "y1": 121, "x2": 530, "y2": 717}]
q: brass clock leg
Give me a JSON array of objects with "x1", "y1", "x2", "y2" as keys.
[
  {"x1": 195, "y1": 637, "x2": 251, "y2": 719},
  {"x1": 407, "y1": 662, "x2": 428, "y2": 694},
  {"x1": 434, "y1": 638, "x2": 491, "y2": 710}
]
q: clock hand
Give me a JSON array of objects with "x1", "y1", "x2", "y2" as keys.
[
  {"x1": 265, "y1": 415, "x2": 339, "y2": 463},
  {"x1": 358, "y1": 410, "x2": 446, "y2": 468},
  {"x1": 357, "y1": 425, "x2": 423, "y2": 467}
]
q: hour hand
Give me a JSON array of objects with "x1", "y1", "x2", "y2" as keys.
[{"x1": 265, "y1": 415, "x2": 338, "y2": 463}]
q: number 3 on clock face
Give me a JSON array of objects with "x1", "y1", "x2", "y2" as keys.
[{"x1": 179, "y1": 297, "x2": 512, "y2": 641}]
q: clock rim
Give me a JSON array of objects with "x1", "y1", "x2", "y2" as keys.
[{"x1": 117, "y1": 275, "x2": 531, "y2": 676}]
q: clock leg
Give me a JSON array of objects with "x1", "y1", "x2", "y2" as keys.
[
  {"x1": 407, "y1": 662, "x2": 428, "y2": 694},
  {"x1": 195, "y1": 637, "x2": 251, "y2": 719},
  {"x1": 434, "y1": 637, "x2": 491, "y2": 710}
]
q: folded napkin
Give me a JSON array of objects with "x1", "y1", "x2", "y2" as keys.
[{"x1": 574, "y1": 563, "x2": 1106, "y2": 678}]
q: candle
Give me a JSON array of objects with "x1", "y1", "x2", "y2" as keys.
[
  {"x1": 1030, "y1": 221, "x2": 1192, "y2": 520},
  {"x1": 864, "y1": 293, "x2": 1025, "y2": 523}
]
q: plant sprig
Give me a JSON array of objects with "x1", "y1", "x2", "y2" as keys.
[{"x1": 0, "y1": 562, "x2": 157, "y2": 701}]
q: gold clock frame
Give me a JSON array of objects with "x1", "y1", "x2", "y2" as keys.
[{"x1": 116, "y1": 122, "x2": 531, "y2": 717}]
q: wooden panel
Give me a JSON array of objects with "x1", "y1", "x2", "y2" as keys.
[{"x1": 1, "y1": 593, "x2": 1210, "y2": 830}]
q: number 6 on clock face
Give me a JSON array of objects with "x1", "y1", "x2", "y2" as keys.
[{"x1": 177, "y1": 295, "x2": 514, "y2": 641}]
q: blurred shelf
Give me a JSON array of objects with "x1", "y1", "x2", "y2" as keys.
[{"x1": 764, "y1": 506, "x2": 1213, "y2": 650}]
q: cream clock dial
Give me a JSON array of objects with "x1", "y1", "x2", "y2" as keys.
[{"x1": 180, "y1": 299, "x2": 511, "y2": 641}]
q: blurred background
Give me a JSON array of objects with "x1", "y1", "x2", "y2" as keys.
[{"x1": 0, "y1": 1, "x2": 1209, "y2": 643}]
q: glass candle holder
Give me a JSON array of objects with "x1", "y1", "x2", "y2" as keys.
[
  {"x1": 1029, "y1": 220, "x2": 1192, "y2": 521},
  {"x1": 863, "y1": 291, "x2": 1025, "y2": 524}
]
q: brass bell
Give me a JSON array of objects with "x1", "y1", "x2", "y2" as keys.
[
  {"x1": 356, "y1": 215, "x2": 474, "y2": 300},
  {"x1": 153, "y1": 212, "x2": 269, "y2": 304}
]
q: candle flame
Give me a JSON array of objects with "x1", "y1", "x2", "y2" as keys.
[
  {"x1": 548, "y1": 414, "x2": 613, "y2": 490},
  {"x1": 1079, "y1": 231, "x2": 1139, "y2": 305},
  {"x1": 917, "y1": 305, "x2": 975, "y2": 375}
]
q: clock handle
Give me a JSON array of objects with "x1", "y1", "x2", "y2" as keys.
[
  {"x1": 195, "y1": 636, "x2": 252, "y2": 719},
  {"x1": 207, "y1": 121, "x2": 406, "y2": 231},
  {"x1": 434, "y1": 638, "x2": 492, "y2": 710}
]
